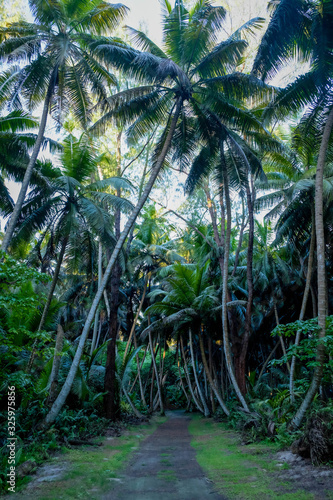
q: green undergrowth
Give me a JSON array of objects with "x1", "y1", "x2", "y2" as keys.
[
  {"x1": 12, "y1": 415, "x2": 166, "y2": 500},
  {"x1": 189, "y1": 415, "x2": 315, "y2": 500}
]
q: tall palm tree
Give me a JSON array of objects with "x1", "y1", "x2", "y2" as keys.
[
  {"x1": 255, "y1": 123, "x2": 333, "y2": 402},
  {"x1": 253, "y1": 0, "x2": 333, "y2": 426},
  {"x1": 12, "y1": 133, "x2": 133, "y2": 370},
  {"x1": 0, "y1": 0, "x2": 128, "y2": 252},
  {"x1": 44, "y1": 0, "x2": 267, "y2": 425}
]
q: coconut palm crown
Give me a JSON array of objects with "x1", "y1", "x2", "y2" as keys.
[{"x1": 0, "y1": 0, "x2": 128, "y2": 252}]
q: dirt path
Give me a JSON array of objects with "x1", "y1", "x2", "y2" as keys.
[{"x1": 104, "y1": 410, "x2": 226, "y2": 500}]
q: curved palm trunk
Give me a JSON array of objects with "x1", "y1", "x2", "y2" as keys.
[
  {"x1": 180, "y1": 336, "x2": 204, "y2": 413},
  {"x1": 149, "y1": 331, "x2": 164, "y2": 415},
  {"x1": 232, "y1": 196, "x2": 246, "y2": 277},
  {"x1": 44, "y1": 98, "x2": 182, "y2": 426},
  {"x1": 27, "y1": 235, "x2": 68, "y2": 372},
  {"x1": 291, "y1": 106, "x2": 333, "y2": 429},
  {"x1": 47, "y1": 324, "x2": 65, "y2": 404},
  {"x1": 236, "y1": 178, "x2": 254, "y2": 395},
  {"x1": 123, "y1": 276, "x2": 148, "y2": 359},
  {"x1": 290, "y1": 218, "x2": 315, "y2": 403},
  {"x1": 1, "y1": 79, "x2": 54, "y2": 253},
  {"x1": 198, "y1": 330, "x2": 229, "y2": 416},
  {"x1": 129, "y1": 344, "x2": 147, "y2": 391},
  {"x1": 220, "y1": 145, "x2": 249, "y2": 412},
  {"x1": 132, "y1": 329, "x2": 147, "y2": 407},
  {"x1": 90, "y1": 240, "x2": 103, "y2": 355},
  {"x1": 104, "y1": 259, "x2": 121, "y2": 420},
  {"x1": 208, "y1": 338, "x2": 216, "y2": 413},
  {"x1": 274, "y1": 301, "x2": 291, "y2": 373},
  {"x1": 120, "y1": 381, "x2": 144, "y2": 419},
  {"x1": 39, "y1": 236, "x2": 68, "y2": 331},
  {"x1": 177, "y1": 344, "x2": 190, "y2": 407},
  {"x1": 254, "y1": 342, "x2": 279, "y2": 391},
  {"x1": 189, "y1": 328, "x2": 210, "y2": 417}
]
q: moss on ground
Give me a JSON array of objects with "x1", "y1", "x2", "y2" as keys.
[{"x1": 189, "y1": 415, "x2": 315, "y2": 500}]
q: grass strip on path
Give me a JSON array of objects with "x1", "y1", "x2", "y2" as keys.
[
  {"x1": 15, "y1": 415, "x2": 166, "y2": 500},
  {"x1": 189, "y1": 414, "x2": 315, "y2": 500}
]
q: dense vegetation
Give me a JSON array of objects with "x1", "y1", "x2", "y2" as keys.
[{"x1": 1, "y1": 0, "x2": 333, "y2": 493}]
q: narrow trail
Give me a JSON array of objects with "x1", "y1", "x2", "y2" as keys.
[{"x1": 104, "y1": 410, "x2": 225, "y2": 500}]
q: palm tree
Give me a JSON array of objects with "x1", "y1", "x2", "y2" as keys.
[
  {"x1": 12, "y1": 133, "x2": 133, "y2": 372},
  {"x1": 253, "y1": 0, "x2": 333, "y2": 426},
  {"x1": 45, "y1": 0, "x2": 265, "y2": 425},
  {"x1": 0, "y1": 106, "x2": 59, "y2": 222},
  {"x1": 0, "y1": 0, "x2": 128, "y2": 252},
  {"x1": 143, "y1": 262, "x2": 229, "y2": 416},
  {"x1": 255, "y1": 123, "x2": 333, "y2": 402},
  {"x1": 184, "y1": 113, "x2": 278, "y2": 408}
]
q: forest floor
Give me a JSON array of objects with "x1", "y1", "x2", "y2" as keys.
[{"x1": 6, "y1": 411, "x2": 333, "y2": 500}]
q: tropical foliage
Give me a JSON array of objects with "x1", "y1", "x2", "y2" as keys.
[{"x1": 1, "y1": 0, "x2": 333, "y2": 492}]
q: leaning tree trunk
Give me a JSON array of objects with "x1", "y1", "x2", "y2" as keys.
[
  {"x1": 177, "y1": 343, "x2": 190, "y2": 407},
  {"x1": 105, "y1": 131, "x2": 122, "y2": 421},
  {"x1": 254, "y1": 342, "x2": 280, "y2": 391},
  {"x1": 47, "y1": 323, "x2": 65, "y2": 404},
  {"x1": 148, "y1": 330, "x2": 164, "y2": 415},
  {"x1": 123, "y1": 276, "x2": 148, "y2": 359},
  {"x1": 198, "y1": 329, "x2": 229, "y2": 416},
  {"x1": 189, "y1": 328, "x2": 210, "y2": 416},
  {"x1": 180, "y1": 336, "x2": 204, "y2": 413},
  {"x1": 1, "y1": 77, "x2": 54, "y2": 253},
  {"x1": 291, "y1": 106, "x2": 333, "y2": 429},
  {"x1": 44, "y1": 98, "x2": 183, "y2": 426},
  {"x1": 104, "y1": 258, "x2": 121, "y2": 420},
  {"x1": 119, "y1": 378, "x2": 144, "y2": 419},
  {"x1": 132, "y1": 329, "x2": 147, "y2": 407},
  {"x1": 220, "y1": 144, "x2": 249, "y2": 412},
  {"x1": 237, "y1": 177, "x2": 254, "y2": 395},
  {"x1": 39, "y1": 236, "x2": 68, "y2": 332},
  {"x1": 27, "y1": 235, "x2": 68, "y2": 372},
  {"x1": 232, "y1": 196, "x2": 246, "y2": 277},
  {"x1": 274, "y1": 300, "x2": 291, "y2": 373},
  {"x1": 90, "y1": 239, "x2": 103, "y2": 355},
  {"x1": 290, "y1": 217, "x2": 315, "y2": 403}
]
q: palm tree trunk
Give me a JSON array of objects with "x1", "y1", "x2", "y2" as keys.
[
  {"x1": 132, "y1": 328, "x2": 147, "y2": 407},
  {"x1": 149, "y1": 331, "x2": 164, "y2": 415},
  {"x1": 310, "y1": 284, "x2": 317, "y2": 318},
  {"x1": 44, "y1": 98, "x2": 182, "y2": 426},
  {"x1": 129, "y1": 345, "x2": 147, "y2": 392},
  {"x1": 198, "y1": 330, "x2": 229, "y2": 415},
  {"x1": 104, "y1": 258, "x2": 121, "y2": 420},
  {"x1": 180, "y1": 336, "x2": 204, "y2": 413},
  {"x1": 274, "y1": 301, "x2": 291, "y2": 373},
  {"x1": 208, "y1": 338, "x2": 216, "y2": 414},
  {"x1": 237, "y1": 178, "x2": 254, "y2": 394},
  {"x1": 1, "y1": 78, "x2": 54, "y2": 253},
  {"x1": 291, "y1": 106, "x2": 333, "y2": 429},
  {"x1": 27, "y1": 235, "x2": 68, "y2": 372},
  {"x1": 254, "y1": 342, "x2": 279, "y2": 391},
  {"x1": 123, "y1": 276, "x2": 148, "y2": 358},
  {"x1": 47, "y1": 324, "x2": 65, "y2": 404},
  {"x1": 220, "y1": 144, "x2": 249, "y2": 412},
  {"x1": 40, "y1": 237, "x2": 68, "y2": 331},
  {"x1": 290, "y1": 218, "x2": 315, "y2": 403},
  {"x1": 121, "y1": 383, "x2": 144, "y2": 419},
  {"x1": 232, "y1": 196, "x2": 246, "y2": 277},
  {"x1": 90, "y1": 240, "x2": 103, "y2": 355},
  {"x1": 177, "y1": 344, "x2": 190, "y2": 406},
  {"x1": 103, "y1": 290, "x2": 111, "y2": 319},
  {"x1": 189, "y1": 328, "x2": 210, "y2": 416}
]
